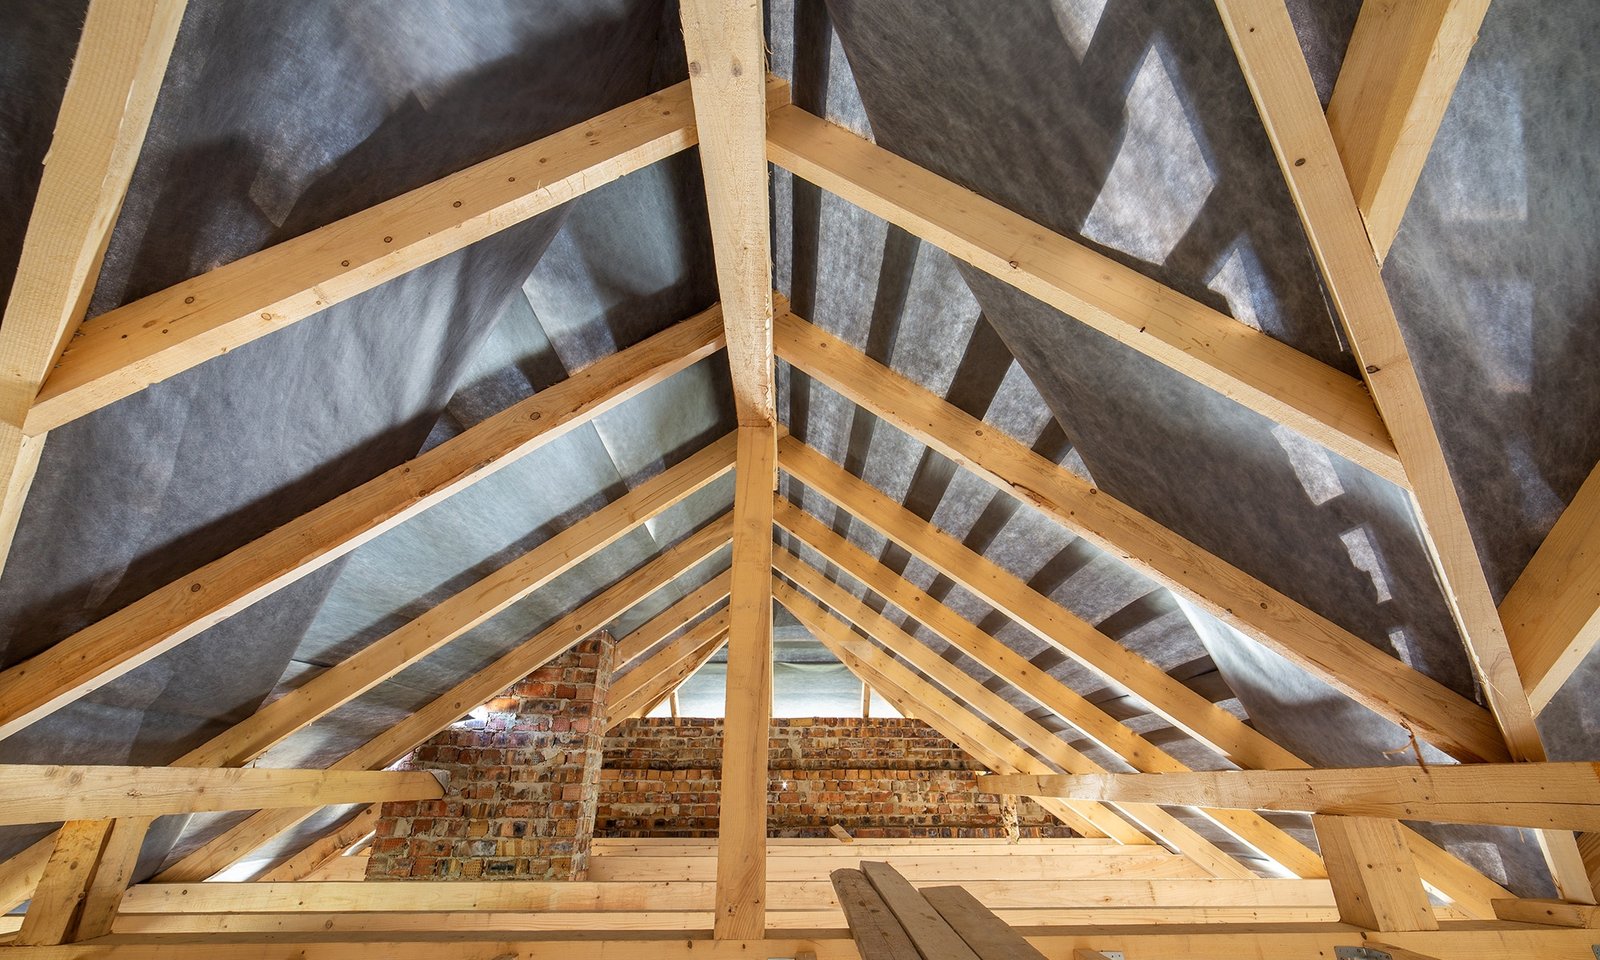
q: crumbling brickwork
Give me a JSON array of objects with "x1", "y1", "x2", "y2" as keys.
[{"x1": 365, "y1": 635, "x2": 614, "y2": 880}]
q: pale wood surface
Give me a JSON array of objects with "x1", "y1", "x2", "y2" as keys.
[
  {"x1": 830, "y1": 869, "x2": 922, "y2": 960},
  {"x1": 614, "y1": 570, "x2": 731, "y2": 666},
  {"x1": 1502, "y1": 462, "x2": 1600, "y2": 711},
  {"x1": 258, "y1": 807, "x2": 379, "y2": 883},
  {"x1": 0, "y1": 0, "x2": 187, "y2": 579},
  {"x1": 634, "y1": 631, "x2": 728, "y2": 721},
  {"x1": 1313, "y1": 815, "x2": 1437, "y2": 931},
  {"x1": 776, "y1": 309, "x2": 1508, "y2": 766},
  {"x1": 1492, "y1": 898, "x2": 1600, "y2": 929},
  {"x1": 1327, "y1": 0, "x2": 1491, "y2": 261},
  {"x1": 0, "y1": 307, "x2": 725, "y2": 743},
  {"x1": 24, "y1": 81, "x2": 775, "y2": 433},
  {"x1": 680, "y1": 0, "x2": 776, "y2": 425},
  {"x1": 775, "y1": 495, "x2": 1322, "y2": 880},
  {"x1": 765, "y1": 105, "x2": 1402, "y2": 484},
  {"x1": 0, "y1": 765, "x2": 441, "y2": 825},
  {"x1": 605, "y1": 612, "x2": 729, "y2": 726},
  {"x1": 1214, "y1": 0, "x2": 1586, "y2": 898},
  {"x1": 859, "y1": 861, "x2": 981, "y2": 960},
  {"x1": 14, "y1": 821, "x2": 114, "y2": 946},
  {"x1": 981, "y1": 763, "x2": 1600, "y2": 832},
  {"x1": 58, "y1": 816, "x2": 150, "y2": 942},
  {"x1": 922, "y1": 886, "x2": 1049, "y2": 960},
  {"x1": 714, "y1": 423, "x2": 777, "y2": 938},
  {"x1": 590, "y1": 852, "x2": 1219, "y2": 884}
]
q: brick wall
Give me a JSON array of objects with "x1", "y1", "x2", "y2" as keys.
[
  {"x1": 366, "y1": 636, "x2": 614, "y2": 880},
  {"x1": 597, "y1": 717, "x2": 1074, "y2": 839}
]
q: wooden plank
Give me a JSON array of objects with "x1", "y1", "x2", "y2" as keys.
[
  {"x1": 830, "y1": 869, "x2": 922, "y2": 960},
  {"x1": 775, "y1": 496, "x2": 1322, "y2": 879},
  {"x1": 1327, "y1": 0, "x2": 1492, "y2": 261},
  {"x1": 25, "y1": 79, "x2": 784, "y2": 434},
  {"x1": 978, "y1": 763, "x2": 1600, "y2": 831},
  {"x1": 1215, "y1": 1, "x2": 1588, "y2": 898},
  {"x1": 605, "y1": 615, "x2": 730, "y2": 727},
  {"x1": 680, "y1": 0, "x2": 775, "y2": 425},
  {"x1": 1502, "y1": 463, "x2": 1600, "y2": 711},
  {"x1": 764, "y1": 105, "x2": 1402, "y2": 484},
  {"x1": 614, "y1": 571, "x2": 731, "y2": 666},
  {"x1": 0, "y1": 765, "x2": 442, "y2": 825},
  {"x1": 14, "y1": 821, "x2": 115, "y2": 946},
  {"x1": 146, "y1": 517, "x2": 733, "y2": 885},
  {"x1": 775, "y1": 577, "x2": 1155, "y2": 846},
  {"x1": 775, "y1": 309, "x2": 1508, "y2": 766},
  {"x1": 1313, "y1": 816, "x2": 1437, "y2": 931},
  {"x1": 921, "y1": 886, "x2": 1048, "y2": 960},
  {"x1": 0, "y1": 307, "x2": 727, "y2": 742},
  {"x1": 60, "y1": 816, "x2": 150, "y2": 942},
  {"x1": 592, "y1": 838, "x2": 1130, "y2": 856},
  {"x1": 257, "y1": 806, "x2": 379, "y2": 883},
  {"x1": 859, "y1": 862, "x2": 980, "y2": 960},
  {"x1": 0, "y1": 0, "x2": 187, "y2": 578},
  {"x1": 588, "y1": 854, "x2": 1219, "y2": 884},
  {"x1": 1492, "y1": 898, "x2": 1600, "y2": 929},
  {"x1": 775, "y1": 549, "x2": 1249, "y2": 878},
  {"x1": 632, "y1": 630, "x2": 727, "y2": 723},
  {"x1": 714, "y1": 423, "x2": 777, "y2": 938}
]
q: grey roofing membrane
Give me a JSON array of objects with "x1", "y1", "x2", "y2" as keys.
[{"x1": 0, "y1": 0, "x2": 1595, "y2": 896}]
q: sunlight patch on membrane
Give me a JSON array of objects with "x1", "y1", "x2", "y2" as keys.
[
  {"x1": 1340, "y1": 525, "x2": 1394, "y2": 604},
  {"x1": 1206, "y1": 236, "x2": 1289, "y2": 338},
  {"x1": 1388, "y1": 626, "x2": 1419, "y2": 669},
  {"x1": 1047, "y1": 0, "x2": 1110, "y2": 60},
  {"x1": 1270, "y1": 423, "x2": 1344, "y2": 505},
  {"x1": 1459, "y1": 274, "x2": 1535, "y2": 394},
  {"x1": 1428, "y1": 57, "x2": 1527, "y2": 223},
  {"x1": 1081, "y1": 39, "x2": 1216, "y2": 266}
]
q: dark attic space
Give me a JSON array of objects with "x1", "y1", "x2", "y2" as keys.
[{"x1": 0, "y1": 0, "x2": 1597, "y2": 956}]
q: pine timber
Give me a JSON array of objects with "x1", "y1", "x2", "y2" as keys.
[
  {"x1": 1502, "y1": 463, "x2": 1600, "y2": 711},
  {"x1": 764, "y1": 104, "x2": 1403, "y2": 485},
  {"x1": 605, "y1": 610, "x2": 730, "y2": 726},
  {"x1": 0, "y1": 0, "x2": 186, "y2": 580},
  {"x1": 922, "y1": 886, "x2": 1049, "y2": 960},
  {"x1": 1326, "y1": 0, "x2": 1492, "y2": 261},
  {"x1": 714, "y1": 422, "x2": 778, "y2": 938},
  {"x1": 0, "y1": 306, "x2": 728, "y2": 743},
  {"x1": 258, "y1": 806, "x2": 379, "y2": 882},
  {"x1": 980, "y1": 763, "x2": 1600, "y2": 831},
  {"x1": 632, "y1": 630, "x2": 729, "y2": 722},
  {"x1": 1214, "y1": 0, "x2": 1590, "y2": 901},
  {"x1": 1313, "y1": 815, "x2": 1438, "y2": 931},
  {"x1": 1492, "y1": 898, "x2": 1600, "y2": 929},
  {"x1": 0, "y1": 765, "x2": 442, "y2": 825},
  {"x1": 858, "y1": 861, "x2": 981, "y2": 960},
  {"x1": 680, "y1": 0, "x2": 774, "y2": 425},
  {"x1": 776, "y1": 576, "x2": 1155, "y2": 845},
  {"x1": 145, "y1": 515, "x2": 732, "y2": 885},
  {"x1": 830, "y1": 869, "x2": 923, "y2": 960},
  {"x1": 23, "y1": 80, "x2": 787, "y2": 434},
  {"x1": 775, "y1": 549, "x2": 1252, "y2": 878},
  {"x1": 775, "y1": 496, "x2": 1323, "y2": 879},
  {"x1": 775, "y1": 308, "x2": 1508, "y2": 766},
  {"x1": 13, "y1": 821, "x2": 116, "y2": 947},
  {"x1": 65, "y1": 816, "x2": 151, "y2": 943},
  {"x1": 614, "y1": 571, "x2": 731, "y2": 666}
]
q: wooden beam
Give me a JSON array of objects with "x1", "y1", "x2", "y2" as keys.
[
  {"x1": 681, "y1": 0, "x2": 775, "y2": 425},
  {"x1": 774, "y1": 549, "x2": 1252, "y2": 878},
  {"x1": 614, "y1": 571, "x2": 731, "y2": 667},
  {"x1": 606, "y1": 611, "x2": 730, "y2": 726},
  {"x1": 25, "y1": 80, "x2": 783, "y2": 434},
  {"x1": 775, "y1": 309, "x2": 1508, "y2": 765},
  {"x1": 68, "y1": 816, "x2": 150, "y2": 941},
  {"x1": 1492, "y1": 898, "x2": 1600, "y2": 929},
  {"x1": 1502, "y1": 463, "x2": 1600, "y2": 711},
  {"x1": 777, "y1": 438, "x2": 1301, "y2": 771},
  {"x1": 775, "y1": 499, "x2": 1321, "y2": 879},
  {"x1": 632, "y1": 631, "x2": 727, "y2": 724},
  {"x1": 1326, "y1": 0, "x2": 1492, "y2": 261},
  {"x1": 1214, "y1": 0, "x2": 1589, "y2": 901},
  {"x1": 775, "y1": 576, "x2": 1153, "y2": 845},
  {"x1": 922, "y1": 886, "x2": 1048, "y2": 960},
  {"x1": 979, "y1": 763, "x2": 1600, "y2": 831},
  {"x1": 0, "y1": 765, "x2": 442, "y2": 826},
  {"x1": 1313, "y1": 815, "x2": 1437, "y2": 931},
  {"x1": 13, "y1": 821, "x2": 115, "y2": 946},
  {"x1": 764, "y1": 105, "x2": 1402, "y2": 484},
  {"x1": 0, "y1": 307, "x2": 727, "y2": 742},
  {"x1": 258, "y1": 806, "x2": 379, "y2": 883},
  {"x1": 715, "y1": 423, "x2": 777, "y2": 938},
  {"x1": 0, "y1": 0, "x2": 186, "y2": 579},
  {"x1": 831, "y1": 868, "x2": 923, "y2": 960},
  {"x1": 144, "y1": 516, "x2": 733, "y2": 885},
  {"x1": 859, "y1": 861, "x2": 980, "y2": 960}
]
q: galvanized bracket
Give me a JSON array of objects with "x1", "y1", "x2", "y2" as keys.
[{"x1": 1335, "y1": 949, "x2": 1391, "y2": 960}]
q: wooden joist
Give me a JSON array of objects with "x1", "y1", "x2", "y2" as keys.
[
  {"x1": 634, "y1": 630, "x2": 728, "y2": 723},
  {"x1": 764, "y1": 104, "x2": 1402, "y2": 484},
  {"x1": 775, "y1": 308, "x2": 1507, "y2": 765},
  {"x1": 774, "y1": 496, "x2": 1323, "y2": 879},
  {"x1": 681, "y1": 0, "x2": 776, "y2": 425},
  {"x1": 257, "y1": 806, "x2": 379, "y2": 883},
  {"x1": 1492, "y1": 898, "x2": 1600, "y2": 929},
  {"x1": 978, "y1": 763, "x2": 1600, "y2": 831},
  {"x1": 1214, "y1": 0, "x2": 1589, "y2": 901},
  {"x1": 24, "y1": 81, "x2": 783, "y2": 434},
  {"x1": 605, "y1": 609, "x2": 730, "y2": 727},
  {"x1": 0, "y1": 306, "x2": 727, "y2": 743},
  {"x1": 13, "y1": 821, "x2": 118, "y2": 947},
  {"x1": 1313, "y1": 816, "x2": 1438, "y2": 932},
  {"x1": 0, "y1": 0, "x2": 187, "y2": 579},
  {"x1": 714, "y1": 422, "x2": 778, "y2": 938},
  {"x1": 614, "y1": 570, "x2": 731, "y2": 666},
  {"x1": 1326, "y1": 0, "x2": 1492, "y2": 261},
  {"x1": 0, "y1": 765, "x2": 442, "y2": 826}
]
